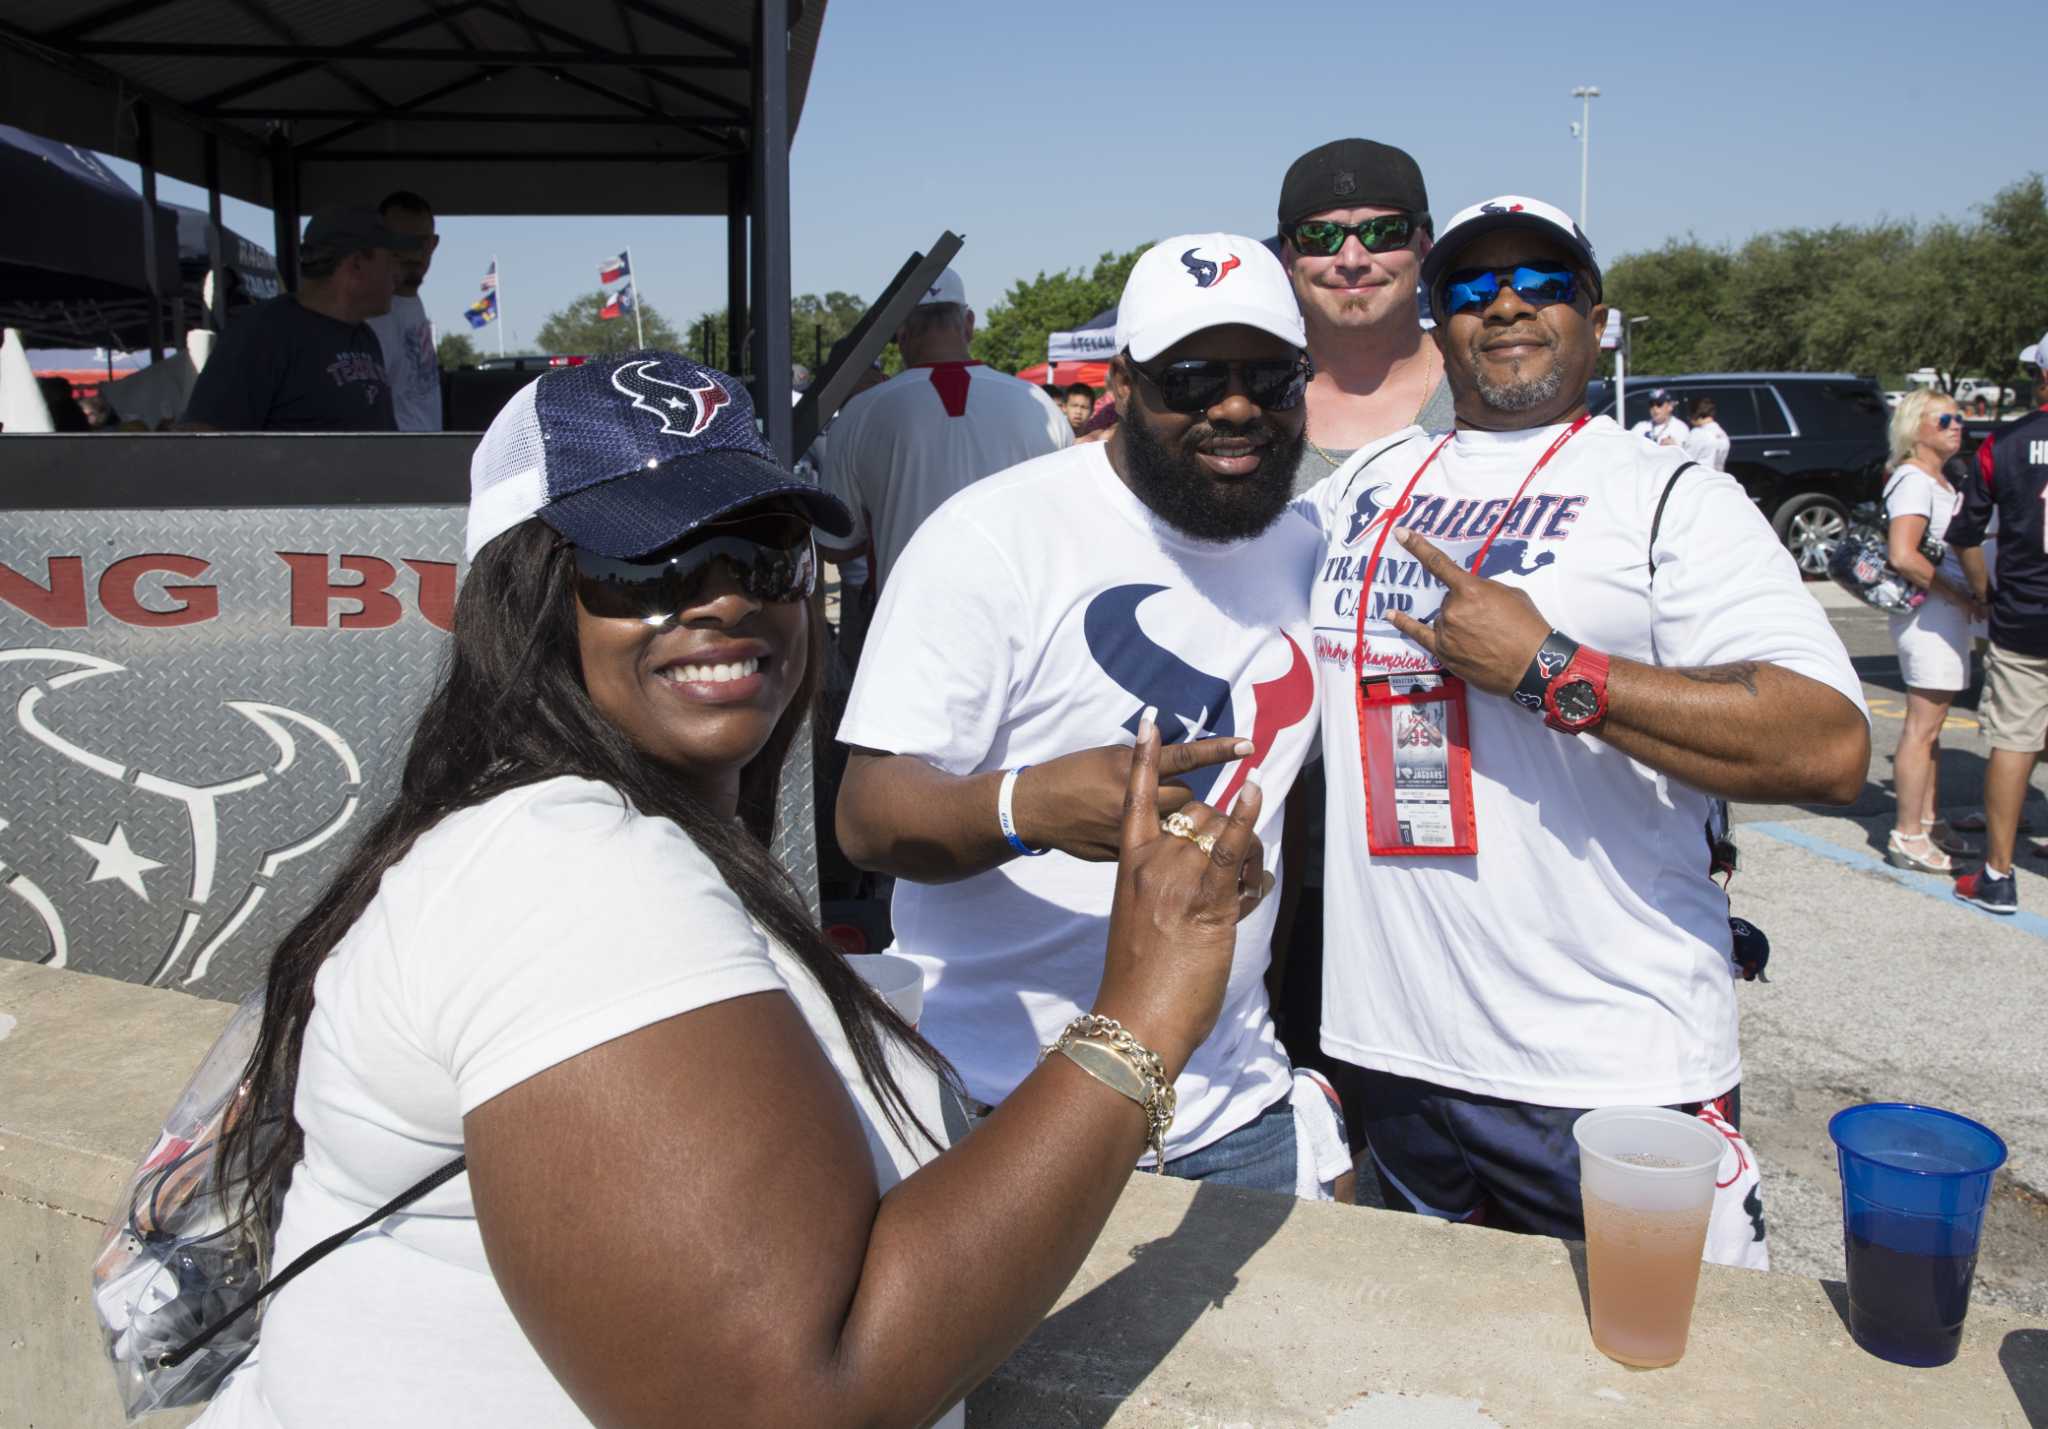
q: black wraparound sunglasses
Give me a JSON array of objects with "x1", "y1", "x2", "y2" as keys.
[
  {"x1": 1133, "y1": 356, "x2": 1311, "y2": 414},
  {"x1": 573, "y1": 514, "x2": 816, "y2": 626}
]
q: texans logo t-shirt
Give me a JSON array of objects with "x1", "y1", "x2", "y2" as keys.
[{"x1": 838, "y1": 442, "x2": 1320, "y2": 1162}]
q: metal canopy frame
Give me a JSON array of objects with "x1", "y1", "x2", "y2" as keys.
[{"x1": 0, "y1": 1, "x2": 818, "y2": 444}]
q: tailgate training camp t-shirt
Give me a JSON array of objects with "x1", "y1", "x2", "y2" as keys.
[
  {"x1": 818, "y1": 362, "x2": 1071, "y2": 591},
  {"x1": 1299, "y1": 417, "x2": 1866, "y2": 1108},
  {"x1": 838, "y1": 442, "x2": 1320, "y2": 1160},
  {"x1": 182, "y1": 294, "x2": 397, "y2": 431}
]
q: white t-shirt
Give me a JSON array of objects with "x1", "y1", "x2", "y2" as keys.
[
  {"x1": 819, "y1": 362, "x2": 1071, "y2": 591},
  {"x1": 837, "y1": 443, "x2": 1319, "y2": 1160},
  {"x1": 1631, "y1": 416, "x2": 1689, "y2": 449},
  {"x1": 1884, "y1": 462, "x2": 1967, "y2": 588},
  {"x1": 197, "y1": 777, "x2": 959, "y2": 1429},
  {"x1": 1299, "y1": 417, "x2": 1866, "y2": 1108},
  {"x1": 363, "y1": 293, "x2": 443, "y2": 431},
  {"x1": 1682, "y1": 419, "x2": 1730, "y2": 471}
]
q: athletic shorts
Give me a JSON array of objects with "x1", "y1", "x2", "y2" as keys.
[
  {"x1": 1350, "y1": 1069, "x2": 1769, "y2": 1268},
  {"x1": 1981, "y1": 643, "x2": 2048, "y2": 752}
]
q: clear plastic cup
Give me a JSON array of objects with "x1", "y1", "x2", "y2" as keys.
[
  {"x1": 846, "y1": 952, "x2": 924, "y2": 1027},
  {"x1": 1828, "y1": 1103, "x2": 2007, "y2": 1367},
  {"x1": 1572, "y1": 1106, "x2": 1726, "y2": 1368}
]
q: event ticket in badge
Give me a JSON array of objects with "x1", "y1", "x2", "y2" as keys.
[{"x1": 1390, "y1": 700, "x2": 1453, "y2": 847}]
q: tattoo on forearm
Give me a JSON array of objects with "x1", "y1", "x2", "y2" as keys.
[{"x1": 1680, "y1": 662, "x2": 1761, "y2": 697}]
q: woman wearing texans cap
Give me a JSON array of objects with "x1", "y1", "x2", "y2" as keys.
[{"x1": 197, "y1": 353, "x2": 1268, "y2": 1427}]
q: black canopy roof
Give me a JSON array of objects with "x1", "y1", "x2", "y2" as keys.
[{"x1": 0, "y1": 1, "x2": 822, "y2": 217}]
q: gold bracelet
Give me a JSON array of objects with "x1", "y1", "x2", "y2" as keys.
[{"x1": 1044, "y1": 1014, "x2": 1176, "y2": 1172}]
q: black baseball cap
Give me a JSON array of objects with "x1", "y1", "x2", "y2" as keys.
[
  {"x1": 300, "y1": 205, "x2": 426, "y2": 259},
  {"x1": 1278, "y1": 139, "x2": 1430, "y2": 233}
]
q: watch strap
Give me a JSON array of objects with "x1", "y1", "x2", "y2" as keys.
[{"x1": 1513, "y1": 631, "x2": 1581, "y2": 713}]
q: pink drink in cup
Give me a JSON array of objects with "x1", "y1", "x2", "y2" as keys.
[{"x1": 1572, "y1": 1107, "x2": 1727, "y2": 1368}]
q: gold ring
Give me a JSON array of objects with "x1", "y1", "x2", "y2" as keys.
[
  {"x1": 1161, "y1": 811, "x2": 1199, "y2": 840},
  {"x1": 1194, "y1": 831, "x2": 1218, "y2": 854}
]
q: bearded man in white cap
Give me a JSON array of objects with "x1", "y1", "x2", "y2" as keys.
[
  {"x1": 816, "y1": 268, "x2": 1070, "y2": 595},
  {"x1": 1296, "y1": 196, "x2": 1869, "y2": 1260},
  {"x1": 834, "y1": 237, "x2": 1351, "y2": 1196}
]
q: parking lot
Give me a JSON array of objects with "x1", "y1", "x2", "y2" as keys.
[{"x1": 1729, "y1": 581, "x2": 2047, "y2": 1314}]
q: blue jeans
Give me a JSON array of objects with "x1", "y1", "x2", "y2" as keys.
[{"x1": 1159, "y1": 1096, "x2": 1297, "y2": 1194}]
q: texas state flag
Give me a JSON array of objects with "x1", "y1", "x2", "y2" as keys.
[
  {"x1": 600, "y1": 287, "x2": 635, "y2": 320},
  {"x1": 597, "y1": 253, "x2": 630, "y2": 284}
]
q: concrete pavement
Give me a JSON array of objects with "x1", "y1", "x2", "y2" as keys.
[{"x1": 1726, "y1": 581, "x2": 2048, "y2": 1316}]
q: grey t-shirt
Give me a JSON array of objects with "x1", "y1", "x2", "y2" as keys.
[
  {"x1": 1290, "y1": 371, "x2": 1455, "y2": 497},
  {"x1": 1288, "y1": 370, "x2": 1455, "y2": 889},
  {"x1": 182, "y1": 295, "x2": 397, "y2": 431}
]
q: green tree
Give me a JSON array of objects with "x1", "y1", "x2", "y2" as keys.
[
  {"x1": 970, "y1": 244, "x2": 1150, "y2": 375},
  {"x1": 1601, "y1": 239, "x2": 1733, "y2": 375},
  {"x1": 682, "y1": 291, "x2": 870, "y2": 377},
  {"x1": 534, "y1": 290, "x2": 681, "y2": 356},
  {"x1": 435, "y1": 330, "x2": 480, "y2": 368}
]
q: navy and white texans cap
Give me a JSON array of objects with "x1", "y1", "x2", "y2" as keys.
[
  {"x1": 1115, "y1": 233, "x2": 1306, "y2": 364},
  {"x1": 1420, "y1": 195, "x2": 1603, "y2": 309},
  {"x1": 465, "y1": 351, "x2": 853, "y2": 560},
  {"x1": 917, "y1": 268, "x2": 967, "y2": 307}
]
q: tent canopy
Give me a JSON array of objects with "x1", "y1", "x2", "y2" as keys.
[
  {"x1": 1047, "y1": 306, "x2": 1116, "y2": 364},
  {"x1": 0, "y1": 2, "x2": 823, "y2": 217}
]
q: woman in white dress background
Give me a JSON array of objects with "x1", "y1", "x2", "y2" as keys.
[{"x1": 1882, "y1": 388, "x2": 1985, "y2": 872}]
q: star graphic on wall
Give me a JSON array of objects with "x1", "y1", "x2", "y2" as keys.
[{"x1": 69, "y1": 824, "x2": 164, "y2": 902}]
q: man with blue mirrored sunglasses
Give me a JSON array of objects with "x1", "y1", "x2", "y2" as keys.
[{"x1": 1295, "y1": 194, "x2": 1869, "y2": 1262}]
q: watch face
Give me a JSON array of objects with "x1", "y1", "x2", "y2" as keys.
[{"x1": 1555, "y1": 679, "x2": 1600, "y2": 723}]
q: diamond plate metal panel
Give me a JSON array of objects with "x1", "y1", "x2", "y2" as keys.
[{"x1": 0, "y1": 507, "x2": 818, "y2": 1001}]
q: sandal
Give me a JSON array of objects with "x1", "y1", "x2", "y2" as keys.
[{"x1": 1887, "y1": 831, "x2": 1954, "y2": 874}]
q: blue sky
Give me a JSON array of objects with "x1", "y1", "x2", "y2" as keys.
[{"x1": 83, "y1": 0, "x2": 2045, "y2": 361}]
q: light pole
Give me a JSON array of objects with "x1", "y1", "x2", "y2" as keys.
[{"x1": 1570, "y1": 86, "x2": 1600, "y2": 230}]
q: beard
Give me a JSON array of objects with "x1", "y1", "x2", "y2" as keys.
[
  {"x1": 1118, "y1": 409, "x2": 1305, "y2": 543},
  {"x1": 1466, "y1": 334, "x2": 1570, "y2": 415}
]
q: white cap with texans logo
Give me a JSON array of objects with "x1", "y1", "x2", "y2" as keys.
[
  {"x1": 916, "y1": 268, "x2": 966, "y2": 307},
  {"x1": 2021, "y1": 331, "x2": 2046, "y2": 368},
  {"x1": 1114, "y1": 233, "x2": 1306, "y2": 364}
]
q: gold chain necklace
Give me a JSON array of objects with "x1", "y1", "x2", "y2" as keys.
[{"x1": 1303, "y1": 346, "x2": 1441, "y2": 468}]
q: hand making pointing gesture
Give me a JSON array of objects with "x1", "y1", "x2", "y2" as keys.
[{"x1": 1384, "y1": 529, "x2": 1553, "y2": 696}]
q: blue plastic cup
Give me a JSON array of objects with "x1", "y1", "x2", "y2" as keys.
[{"x1": 1828, "y1": 1103, "x2": 2007, "y2": 1367}]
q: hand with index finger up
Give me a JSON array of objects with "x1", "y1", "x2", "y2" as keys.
[{"x1": 1384, "y1": 529, "x2": 1552, "y2": 696}]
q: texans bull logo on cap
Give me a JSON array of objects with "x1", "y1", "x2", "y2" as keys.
[
  {"x1": 611, "y1": 358, "x2": 732, "y2": 439},
  {"x1": 1180, "y1": 248, "x2": 1241, "y2": 289},
  {"x1": 1083, "y1": 584, "x2": 1313, "y2": 808}
]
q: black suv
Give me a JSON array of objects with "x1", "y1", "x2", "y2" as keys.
[{"x1": 1586, "y1": 373, "x2": 1890, "y2": 577}]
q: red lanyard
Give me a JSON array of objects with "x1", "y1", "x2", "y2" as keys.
[{"x1": 1352, "y1": 415, "x2": 1590, "y2": 682}]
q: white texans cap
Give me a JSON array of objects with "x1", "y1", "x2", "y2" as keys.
[
  {"x1": 1421, "y1": 195, "x2": 1603, "y2": 320},
  {"x1": 1114, "y1": 234, "x2": 1306, "y2": 363},
  {"x1": 917, "y1": 268, "x2": 966, "y2": 307},
  {"x1": 2021, "y1": 333, "x2": 2045, "y2": 368}
]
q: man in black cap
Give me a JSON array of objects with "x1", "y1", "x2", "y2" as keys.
[
  {"x1": 181, "y1": 205, "x2": 420, "y2": 431},
  {"x1": 1279, "y1": 138, "x2": 1456, "y2": 499}
]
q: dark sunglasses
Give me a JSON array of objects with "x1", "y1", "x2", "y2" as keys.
[
  {"x1": 573, "y1": 515, "x2": 816, "y2": 626},
  {"x1": 1936, "y1": 413, "x2": 1966, "y2": 430},
  {"x1": 1436, "y1": 263, "x2": 1580, "y2": 319},
  {"x1": 1287, "y1": 214, "x2": 1417, "y2": 257},
  {"x1": 1133, "y1": 356, "x2": 1310, "y2": 414}
]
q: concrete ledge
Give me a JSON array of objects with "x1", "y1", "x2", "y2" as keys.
[{"x1": 4, "y1": 960, "x2": 2044, "y2": 1427}]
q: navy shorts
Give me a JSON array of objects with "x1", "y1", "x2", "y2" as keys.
[{"x1": 1350, "y1": 1067, "x2": 1742, "y2": 1239}]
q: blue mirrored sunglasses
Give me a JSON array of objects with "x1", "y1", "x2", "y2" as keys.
[{"x1": 1437, "y1": 263, "x2": 1579, "y2": 319}]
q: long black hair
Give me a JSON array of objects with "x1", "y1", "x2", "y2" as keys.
[{"x1": 218, "y1": 517, "x2": 955, "y2": 1234}]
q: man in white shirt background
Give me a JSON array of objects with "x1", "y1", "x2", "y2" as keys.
[
  {"x1": 817, "y1": 269, "x2": 1070, "y2": 595},
  {"x1": 1683, "y1": 394, "x2": 1731, "y2": 471},
  {"x1": 1298, "y1": 195, "x2": 1869, "y2": 1261},
  {"x1": 1631, "y1": 387, "x2": 1687, "y2": 448},
  {"x1": 833, "y1": 236, "x2": 1349, "y2": 1197},
  {"x1": 364, "y1": 190, "x2": 443, "y2": 432}
]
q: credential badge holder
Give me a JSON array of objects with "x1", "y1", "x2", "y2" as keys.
[{"x1": 1356, "y1": 670, "x2": 1476, "y2": 857}]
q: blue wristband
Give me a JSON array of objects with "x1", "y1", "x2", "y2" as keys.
[{"x1": 999, "y1": 766, "x2": 1047, "y2": 856}]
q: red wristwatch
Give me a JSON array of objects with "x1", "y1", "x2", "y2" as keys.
[{"x1": 1542, "y1": 645, "x2": 1610, "y2": 734}]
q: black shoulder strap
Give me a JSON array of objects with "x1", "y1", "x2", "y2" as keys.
[
  {"x1": 156, "y1": 1154, "x2": 468, "y2": 1371},
  {"x1": 1647, "y1": 461, "x2": 1699, "y2": 582}
]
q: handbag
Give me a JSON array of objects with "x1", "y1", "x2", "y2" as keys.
[
  {"x1": 1827, "y1": 479, "x2": 1949, "y2": 615},
  {"x1": 90, "y1": 990, "x2": 464, "y2": 1418}
]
